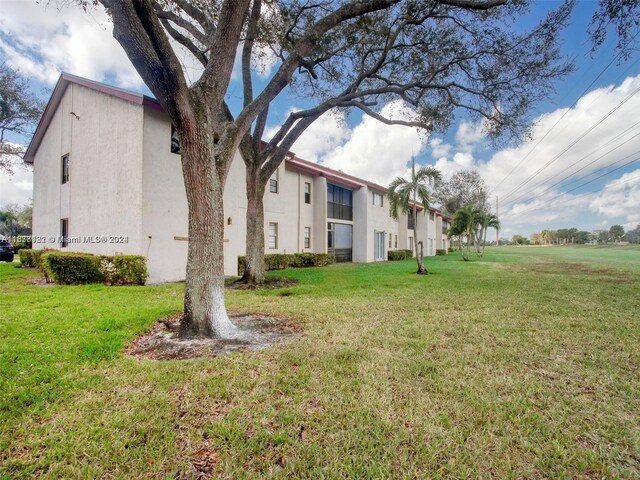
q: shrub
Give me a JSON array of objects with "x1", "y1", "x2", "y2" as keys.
[
  {"x1": 18, "y1": 249, "x2": 36, "y2": 267},
  {"x1": 112, "y1": 255, "x2": 148, "y2": 285},
  {"x1": 265, "y1": 253, "x2": 293, "y2": 271},
  {"x1": 436, "y1": 249, "x2": 447, "y2": 256},
  {"x1": 238, "y1": 253, "x2": 336, "y2": 275},
  {"x1": 13, "y1": 240, "x2": 31, "y2": 255},
  {"x1": 38, "y1": 251, "x2": 147, "y2": 285},
  {"x1": 18, "y1": 248, "x2": 56, "y2": 268},
  {"x1": 387, "y1": 250, "x2": 407, "y2": 261},
  {"x1": 294, "y1": 253, "x2": 335, "y2": 267},
  {"x1": 448, "y1": 247, "x2": 456, "y2": 253},
  {"x1": 42, "y1": 252, "x2": 105, "y2": 285},
  {"x1": 400, "y1": 249, "x2": 414, "y2": 258},
  {"x1": 99, "y1": 256, "x2": 118, "y2": 284}
]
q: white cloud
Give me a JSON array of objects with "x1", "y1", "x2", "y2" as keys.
[
  {"x1": 272, "y1": 109, "x2": 350, "y2": 162},
  {"x1": 428, "y1": 74, "x2": 640, "y2": 233},
  {"x1": 0, "y1": 163, "x2": 33, "y2": 208},
  {"x1": 0, "y1": 1, "x2": 143, "y2": 88},
  {"x1": 295, "y1": 101, "x2": 427, "y2": 186},
  {"x1": 588, "y1": 168, "x2": 640, "y2": 224}
]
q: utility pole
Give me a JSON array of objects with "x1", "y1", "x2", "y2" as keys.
[{"x1": 496, "y1": 195, "x2": 499, "y2": 246}]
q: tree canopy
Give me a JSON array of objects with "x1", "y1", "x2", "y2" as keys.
[
  {"x1": 0, "y1": 64, "x2": 45, "y2": 174},
  {"x1": 434, "y1": 170, "x2": 491, "y2": 215}
]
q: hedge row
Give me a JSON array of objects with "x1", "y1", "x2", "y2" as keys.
[
  {"x1": 18, "y1": 248, "x2": 51, "y2": 269},
  {"x1": 435, "y1": 249, "x2": 447, "y2": 256},
  {"x1": 387, "y1": 249, "x2": 415, "y2": 261},
  {"x1": 238, "y1": 252, "x2": 335, "y2": 275},
  {"x1": 19, "y1": 249, "x2": 148, "y2": 285}
]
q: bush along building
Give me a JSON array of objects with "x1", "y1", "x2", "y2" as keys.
[{"x1": 25, "y1": 73, "x2": 450, "y2": 283}]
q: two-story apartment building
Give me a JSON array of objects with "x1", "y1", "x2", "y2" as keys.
[{"x1": 25, "y1": 73, "x2": 450, "y2": 283}]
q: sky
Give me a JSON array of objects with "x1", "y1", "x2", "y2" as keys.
[{"x1": 1, "y1": 0, "x2": 639, "y2": 238}]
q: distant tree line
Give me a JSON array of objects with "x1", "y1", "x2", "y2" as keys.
[
  {"x1": 522, "y1": 224, "x2": 639, "y2": 245},
  {"x1": 0, "y1": 202, "x2": 32, "y2": 237}
]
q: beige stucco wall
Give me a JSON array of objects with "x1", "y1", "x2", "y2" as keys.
[
  {"x1": 139, "y1": 108, "x2": 324, "y2": 281},
  {"x1": 141, "y1": 108, "x2": 189, "y2": 283},
  {"x1": 262, "y1": 164, "x2": 317, "y2": 256},
  {"x1": 362, "y1": 186, "x2": 398, "y2": 262},
  {"x1": 32, "y1": 85, "x2": 451, "y2": 283},
  {"x1": 32, "y1": 84, "x2": 144, "y2": 255}
]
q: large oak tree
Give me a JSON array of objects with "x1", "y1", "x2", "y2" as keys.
[
  {"x1": 81, "y1": 0, "x2": 640, "y2": 338},
  {"x1": 93, "y1": 0, "x2": 580, "y2": 338}
]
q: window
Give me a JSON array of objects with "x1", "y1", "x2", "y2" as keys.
[
  {"x1": 373, "y1": 192, "x2": 383, "y2": 207},
  {"x1": 327, "y1": 222, "x2": 334, "y2": 249},
  {"x1": 268, "y1": 222, "x2": 278, "y2": 249},
  {"x1": 388, "y1": 233, "x2": 392, "y2": 248},
  {"x1": 409, "y1": 236, "x2": 414, "y2": 251},
  {"x1": 61, "y1": 219, "x2": 69, "y2": 248},
  {"x1": 408, "y1": 210, "x2": 415, "y2": 230},
  {"x1": 171, "y1": 125, "x2": 181, "y2": 154},
  {"x1": 61, "y1": 154, "x2": 70, "y2": 184},
  {"x1": 395, "y1": 235, "x2": 398, "y2": 248},
  {"x1": 327, "y1": 184, "x2": 353, "y2": 220},
  {"x1": 270, "y1": 171, "x2": 278, "y2": 193},
  {"x1": 304, "y1": 227, "x2": 311, "y2": 249},
  {"x1": 304, "y1": 182, "x2": 311, "y2": 204}
]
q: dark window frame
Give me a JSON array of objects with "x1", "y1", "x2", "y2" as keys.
[
  {"x1": 170, "y1": 125, "x2": 181, "y2": 154},
  {"x1": 304, "y1": 226, "x2": 311, "y2": 249},
  {"x1": 61, "y1": 218, "x2": 69, "y2": 248},
  {"x1": 304, "y1": 182, "x2": 311, "y2": 204},
  {"x1": 268, "y1": 222, "x2": 278, "y2": 249},
  {"x1": 61, "y1": 154, "x2": 70, "y2": 184},
  {"x1": 327, "y1": 184, "x2": 353, "y2": 221}
]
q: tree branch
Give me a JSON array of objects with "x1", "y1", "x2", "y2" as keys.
[
  {"x1": 436, "y1": 0, "x2": 507, "y2": 10},
  {"x1": 100, "y1": 0, "x2": 190, "y2": 123},
  {"x1": 242, "y1": 0, "x2": 262, "y2": 108}
]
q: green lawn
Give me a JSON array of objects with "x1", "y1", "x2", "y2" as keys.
[{"x1": 1, "y1": 246, "x2": 639, "y2": 478}]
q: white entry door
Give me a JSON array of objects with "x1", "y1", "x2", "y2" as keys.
[{"x1": 374, "y1": 231, "x2": 385, "y2": 261}]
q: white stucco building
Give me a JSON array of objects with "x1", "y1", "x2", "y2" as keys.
[{"x1": 25, "y1": 74, "x2": 450, "y2": 283}]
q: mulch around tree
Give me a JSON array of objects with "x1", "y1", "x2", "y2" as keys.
[{"x1": 125, "y1": 312, "x2": 302, "y2": 360}]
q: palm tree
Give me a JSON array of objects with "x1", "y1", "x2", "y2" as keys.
[
  {"x1": 451, "y1": 205, "x2": 483, "y2": 261},
  {"x1": 388, "y1": 158, "x2": 441, "y2": 274},
  {"x1": 477, "y1": 212, "x2": 500, "y2": 257}
]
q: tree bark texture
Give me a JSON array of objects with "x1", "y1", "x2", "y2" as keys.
[
  {"x1": 414, "y1": 205, "x2": 427, "y2": 275},
  {"x1": 179, "y1": 125, "x2": 237, "y2": 339},
  {"x1": 242, "y1": 163, "x2": 267, "y2": 285}
]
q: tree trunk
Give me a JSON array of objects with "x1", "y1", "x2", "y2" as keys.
[
  {"x1": 413, "y1": 205, "x2": 427, "y2": 274},
  {"x1": 482, "y1": 228, "x2": 488, "y2": 256},
  {"x1": 465, "y1": 234, "x2": 471, "y2": 261},
  {"x1": 179, "y1": 130, "x2": 237, "y2": 339},
  {"x1": 242, "y1": 163, "x2": 267, "y2": 285}
]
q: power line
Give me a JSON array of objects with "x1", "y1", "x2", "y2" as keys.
[
  {"x1": 499, "y1": 83, "x2": 640, "y2": 203},
  {"x1": 501, "y1": 125, "x2": 640, "y2": 208},
  {"x1": 502, "y1": 156, "x2": 640, "y2": 218},
  {"x1": 495, "y1": 43, "x2": 631, "y2": 189}
]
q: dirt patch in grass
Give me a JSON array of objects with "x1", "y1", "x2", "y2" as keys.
[
  {"x1": 505, "y1": 261, "x2": 635, "y2": 284},
  {"x1": 125, "y1": 312, "x2": 302, "y2": 360},
  {"x1": 226, "y1": 276, "x2": 299, "y2": 290}
]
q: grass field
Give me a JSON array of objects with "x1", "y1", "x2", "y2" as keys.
[{"x1": 1, "y1": 246, "x2": 639, "y2": 478}]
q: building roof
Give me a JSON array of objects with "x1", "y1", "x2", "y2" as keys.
[
  {"x1": 24, "y1": 73, "x2": 445, "y2": 215},
  {"x1": 24, "y1": 73, "x2": 161, "y2": 163}
]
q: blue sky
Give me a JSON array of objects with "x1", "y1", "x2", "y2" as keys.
[{"x1": 1, "y1": 0, "x2": 639, "y2": 238}]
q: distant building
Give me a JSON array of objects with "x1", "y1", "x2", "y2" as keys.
[{"x1": 25, "y1": 73, "x2": 450, "y2": 283}]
